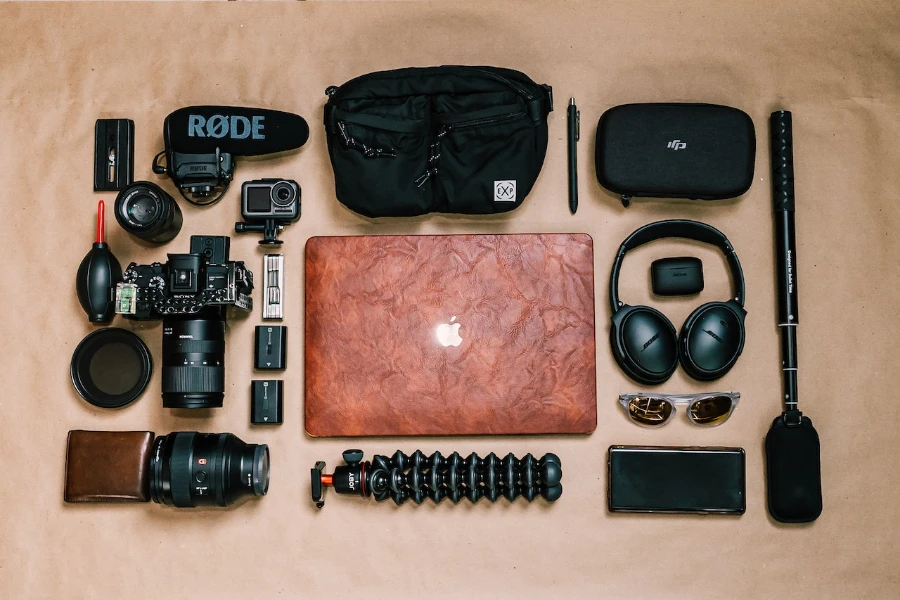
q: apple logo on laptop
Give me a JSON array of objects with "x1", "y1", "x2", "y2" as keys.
[{"x1": 436, "y1": 316, "x2": 463, "y2": 347}]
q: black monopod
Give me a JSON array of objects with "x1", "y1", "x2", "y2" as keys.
[{"x1": 764, "y1": 111, "x2": 823, "y2": 523}]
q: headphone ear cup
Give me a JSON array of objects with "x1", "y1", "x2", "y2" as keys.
[
  {"x1": 611, "y1": 306, "x2": 678, "y2": 385},
  {"x1": 679, "y1": 301, "x2": 747, "y2": 380}
]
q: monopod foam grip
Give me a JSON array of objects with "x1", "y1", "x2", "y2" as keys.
[{"x1": 765, "y1": 411, "x2": 822, "y2": 523}]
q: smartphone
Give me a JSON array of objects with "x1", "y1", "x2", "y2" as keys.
[{"x1": 608, "y1": 446, "x2": 745, "y2": 514}]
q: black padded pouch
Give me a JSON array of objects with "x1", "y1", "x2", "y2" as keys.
[
  {"x1": 765, "y1": 411, "x2": 823, "y2": 523},
  {"x1": 595, "y1": 103, "x2": 755, "y2": 207},
  {"x1": 324, "y1": 66, "x2": 553, "y2": 217}
]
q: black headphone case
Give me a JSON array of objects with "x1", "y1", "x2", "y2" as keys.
[{"x1": 595, "y1": 103, "x2": 755, "y2": 206}]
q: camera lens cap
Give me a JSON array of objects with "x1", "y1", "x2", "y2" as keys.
[{"x1": 70, "y1": 328, "x2": 152, "y2": 409}]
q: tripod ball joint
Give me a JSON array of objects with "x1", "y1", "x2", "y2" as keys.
[{"x1": 311, "y1": 449, "x2": 563, "y2": 508}]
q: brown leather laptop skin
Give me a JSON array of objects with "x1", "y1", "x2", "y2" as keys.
[
  {"x1": 305, "y1": 234, "x2": 596, "y2": 436},
  {"x1": 64, "y1": 431, "x2": 153, "y2": 502}
]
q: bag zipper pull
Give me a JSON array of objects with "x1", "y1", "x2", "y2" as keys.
[
  {"x1": 365, "y1": 147, "x2": 396, "y2": 158},
  {"x1": 415, "y1": 127, "x2": 449, "y2": 187},
  {"x1": 337, "y1": 121, "x2": 396, "y2": 159}
]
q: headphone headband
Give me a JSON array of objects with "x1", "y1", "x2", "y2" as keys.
[{"x1": 609, "y1": 219, "x2": 746, "y2": 312}]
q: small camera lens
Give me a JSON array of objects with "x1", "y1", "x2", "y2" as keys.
[
  {"x1": 115, "y1": 181, "x2": 183, "y2": 244},
  {"x1": 271, "y1": 182, "x2": 295, "y2": 206},
  {"x1": 126, "y1": 194, "x2": 159, "y2": 225}
]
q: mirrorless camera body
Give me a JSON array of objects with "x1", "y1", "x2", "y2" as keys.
[
  {"x1": 235, "y1": 178, "x2": 301, "y2": 244},
  {"x1": 115, "y1": 235, "x2": 253, "y2": 320},
  {"x1": 114, "y1": 235, "x2": 253, "y2": 409}
]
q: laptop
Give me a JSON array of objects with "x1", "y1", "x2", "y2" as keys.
[{"x1": 304, "y1": 233, "x2": 596, "y2": 436}]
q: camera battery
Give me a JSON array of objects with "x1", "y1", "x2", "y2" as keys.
[
  {"x1": 255, "y1": 325, "x2": 286, "y2": 370},
  {"x1": 251, "y1": 380, "x2": 283, "y2": 424}
]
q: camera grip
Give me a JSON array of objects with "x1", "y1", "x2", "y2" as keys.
[{"x1": 770, "y1": 111, "x2": 795, "y2": 212}]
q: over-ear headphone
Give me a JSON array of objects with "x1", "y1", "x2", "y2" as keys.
[{"x1": 610, "y1": 220, "x2": 747, "y2": 385}]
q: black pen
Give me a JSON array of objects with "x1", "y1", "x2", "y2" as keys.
[{"x1": 567, "y1": 97, "x2": 579, "y2": 214}]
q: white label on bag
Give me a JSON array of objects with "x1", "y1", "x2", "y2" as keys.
[{"x1": 494, "y1": 180, "x2": 516, "y2": 202}]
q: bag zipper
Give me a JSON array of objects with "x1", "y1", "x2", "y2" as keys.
[
  {"x1": 468, "y1": 68, "x2": 534, "y2": 100},
  {"x1": 326, "y1": 66, "x2": 539, "y2": 103},
  {"x1": 415, "y1": 111, "x2": 526, "y2": 187},
  {"x1": 328, "y1": 67, "x2": 544, "y2": 166},
  {"x1": 337, "y1": 120, "x2": 397, "y2": 159}
]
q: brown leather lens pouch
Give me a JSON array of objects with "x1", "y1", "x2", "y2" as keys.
[{"x1": 64, "y1": 430, "x2": 154, "y2": 503}]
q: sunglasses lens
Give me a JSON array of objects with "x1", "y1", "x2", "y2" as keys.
[
  {"x1": 688, "y1": 396, "x2": 734, "y2": 426},
  {"x1": 627, "y1": 397, "x2": 673, "y2": 427}
]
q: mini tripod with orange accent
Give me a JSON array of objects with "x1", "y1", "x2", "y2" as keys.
[{"x1": 312, "y1": 449, "x2": 562, "y2": 508}]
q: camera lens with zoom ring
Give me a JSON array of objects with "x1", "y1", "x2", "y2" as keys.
[
  {"x1": 162, "y1": 312, "x2": 225, "y2": 409},
  {"x1": 115, "y1": 181, "x2": 183, "y2": 243},
  {"x1": 150, "y1": 432, "x2": 269, "y2": 508}
]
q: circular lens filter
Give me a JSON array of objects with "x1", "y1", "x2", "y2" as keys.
[{"x1": 70, "y1": 328, "x2": 152, "y2": 408}]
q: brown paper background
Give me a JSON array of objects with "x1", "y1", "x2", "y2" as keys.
[{"x1": 1, "y1": 1, "x2": 899, "y2": 597}]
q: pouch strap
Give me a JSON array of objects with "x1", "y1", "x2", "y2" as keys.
[
  {"x1": 526, "y1": 85, "x2": 553, "y2": 123},
  {"x1": 783, "y1": 409, "x2": 803, "y2": 427}
]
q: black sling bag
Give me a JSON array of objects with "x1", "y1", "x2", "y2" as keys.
[{"x1": 324, "y1": 66, "x2": 553, "y2": 217}]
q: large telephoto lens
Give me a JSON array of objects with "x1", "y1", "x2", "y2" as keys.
[
  {"x1": 149, "y1": 432, "x2": 269, "y2": 508},
  {"x1": 115, "y1": 181, "x2": 183, "y2": 243},
  {"x1": 162, "y1": 311, "x2": 225, "y2": 409}
]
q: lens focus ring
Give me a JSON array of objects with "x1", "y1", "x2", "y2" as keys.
[
  {"x1": 162, "y1": 315, "x2": 226, "y2": 409},
  {"x1": 162, "y1": 365, "x2": 224, "y2": 392},
  {"x1": 162, "y1": 366, "x2": 225, "y2": 406},
  {"x1": 167, "y1": 338, "x2": 224, "y2": 355},
  {"x1": 169, "y1": 433, "x2": 196, "y2": 508}
]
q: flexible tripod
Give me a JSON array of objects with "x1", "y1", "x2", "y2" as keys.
[{"x1": 312, "y1": 449, "x2": 562, "y2": 508}]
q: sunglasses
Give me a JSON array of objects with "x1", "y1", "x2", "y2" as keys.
[{"x1": 618, "y1": 392, "x2": 740, "y2": 428}]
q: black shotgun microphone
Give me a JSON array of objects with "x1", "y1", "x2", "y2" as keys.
[
  {"x1": 765, "y1": 111, "x2": 822, "y2": 523},
  {"x1": 153, "y1": 106, "x2": 309, "y2": 206},
  {"x1": 161, "y1": 106, "x2": 309, "y2": 156}
]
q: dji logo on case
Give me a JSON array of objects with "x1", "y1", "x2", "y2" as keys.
[
  {"x1": 666, "y1": 139, "x2": 687, "y2": 151},
  {"x1": 494, "y1": 180, "x2": 516, "y2": 202}
]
